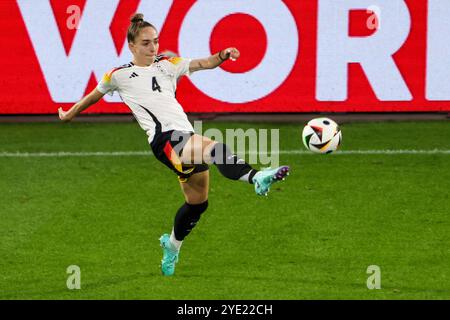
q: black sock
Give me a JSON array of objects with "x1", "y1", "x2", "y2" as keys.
[
  {"x1": 173, "y1": 201, "x2": 208, "y2": 241},
  {"x1": 210, "y1": 143, "x2": 257, "y2": 183}
]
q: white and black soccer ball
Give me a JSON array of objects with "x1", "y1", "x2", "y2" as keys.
[{"x1": 302, "y1": 118, "x2": 342, "y2": 154}]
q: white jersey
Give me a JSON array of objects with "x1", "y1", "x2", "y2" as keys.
[{"x1": 96, "y1": 55, "x2": 195, "y2": 144}]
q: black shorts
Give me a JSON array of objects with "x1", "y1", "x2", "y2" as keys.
[{"x1": 150, "y1": 130, "x2": 209, "y2": 182}]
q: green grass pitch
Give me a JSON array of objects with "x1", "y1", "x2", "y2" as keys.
[{"x1": 0, "y1": 120, "x2": 449, "y2": 299}]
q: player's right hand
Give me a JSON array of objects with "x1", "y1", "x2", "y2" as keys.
[
  {"x1": 223, "y1": 47, "x2": 240, "y2": 62},
  {"x1": 58, "y1": 107, "x2": 72, "y2": 122}
]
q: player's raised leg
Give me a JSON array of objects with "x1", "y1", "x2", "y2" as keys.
[{"x1": 181, "y1": 134, "x2": 290, "y2": 196}]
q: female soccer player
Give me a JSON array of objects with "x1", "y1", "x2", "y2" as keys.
[{"x1": 58, "y1": 13, "x2": 290, "y2": 276}]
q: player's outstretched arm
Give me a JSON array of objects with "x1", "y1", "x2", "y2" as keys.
[
  {"x1": 58, "y1": 88, "x2": 105, "y2": 122},
  {"x1": 189, "y1": 47, "x2": 240, "y2": 73}
]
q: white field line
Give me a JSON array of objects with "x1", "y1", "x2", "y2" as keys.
[{"x1": 0, "y1": 149, "x2": 449, "y2": 157}]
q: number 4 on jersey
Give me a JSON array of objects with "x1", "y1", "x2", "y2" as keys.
[{"x1": 152, "y1": 77, "x2": 162, "y2": 92}]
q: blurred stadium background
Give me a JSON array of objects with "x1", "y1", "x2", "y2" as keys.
[{"x1": 0, "y1": 0, "x2": 449, "y2": 300}]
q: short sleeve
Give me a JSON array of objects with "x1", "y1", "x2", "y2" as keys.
[
  {"x1": 96, "y1": 69, "x2": 118, "y2": 96},
  {"x1": 167, "y1": 57, "x2": 192, "y2": 79}
]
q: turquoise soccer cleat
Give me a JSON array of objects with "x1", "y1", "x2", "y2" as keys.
[
  {"x1": 159, "y1": 233, "x2": 179, "y2": 276},
  {"x1": 252, "y1": 166, "x2": 290, "y2": 196}
]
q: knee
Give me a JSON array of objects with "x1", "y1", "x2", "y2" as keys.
[
  {"x1": 183, "y1": 184, "x2": 209, "y2": 205},
  {"x1": 200, "y1": 141, "x2": 215, "y2": 163}
]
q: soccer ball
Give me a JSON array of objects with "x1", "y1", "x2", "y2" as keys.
[{"x1": 302, "y1": 117, "x2": 342, "y2": 154}]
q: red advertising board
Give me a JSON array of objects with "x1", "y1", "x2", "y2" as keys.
[{"x1": 0, "y1": 0, "x2": 449, "y2": 114}]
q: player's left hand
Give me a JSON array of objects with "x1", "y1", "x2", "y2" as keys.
[
  {"x1": 58, "y1": 107, "x2": 72, "y2": 122},
  {"x1": 223, "y1": 47, "x2": 240, "y2": 61}
]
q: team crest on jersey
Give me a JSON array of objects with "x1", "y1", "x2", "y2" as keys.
[{"x1": 155, "y1": 57, "x2": 174, "y2": 77}]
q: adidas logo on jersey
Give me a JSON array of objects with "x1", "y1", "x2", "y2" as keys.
[{"x1": 129, "y1": 72, "x2": 139, "y2": 79}]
